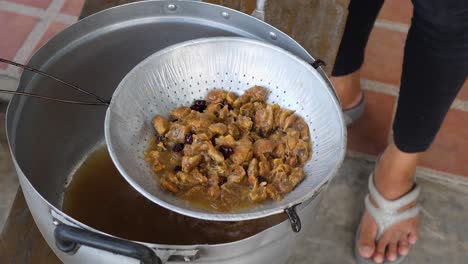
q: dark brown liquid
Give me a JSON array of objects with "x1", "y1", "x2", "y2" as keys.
[
  {"x1": 146, "y1": 139, "x2": 255, "y2": 212},
  {"x1": 63, "y1": 147, "x2": 286, "y2": 245}
]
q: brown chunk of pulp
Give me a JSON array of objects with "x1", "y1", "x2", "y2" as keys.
[{"x1": 145, "y1": 87, "x2": 312, "y2": 212}]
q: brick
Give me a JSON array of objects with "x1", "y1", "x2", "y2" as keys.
[
  {"x1": 0, "y1": 10, "x2": 38, "y2": 70},
  {"x1": 379, "y1": 0, "x2": 413, "y2": 25},
  {"x1": 5, "y1": 0, "x2": 52, "y2": 9},
  {"x1": 60, "y1": 0, "x2": 85, "y2": 17}
]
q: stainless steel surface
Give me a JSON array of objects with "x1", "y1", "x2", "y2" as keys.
[
  {"x1": 0, "y1": 58, "x2": 109, "y2": 105},
  {"x1": 0, "y1": 89, "x2": 109, "y2": 106},
  {"x1": 6, "y1": 1, "x2": 339, "y2": 263},
  {"x1": 106, "y1": 37, "x2": 346, "y2": 221}
]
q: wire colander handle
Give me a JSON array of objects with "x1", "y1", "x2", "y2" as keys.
[{"x1": 0, "y1": 58, "x2": 110, "y2": 106}]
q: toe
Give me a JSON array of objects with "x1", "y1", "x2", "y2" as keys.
[
  {"x1": 386, "y1": 242, "x2": 398, "y2": 262},
  {"x1": 408, "y1": 231, "x2": 419, "y2": 245},
  {"x1": 358, "y1": 227, "x2": 376, "y2": 258},
  {"x1": 372, "y1": 252, "x2": 384, "y2": 264},
  {"x1": 398, "y1": 235, "x2": 410, "y2": 256},
  {"x1": 373, "y1": 236, "x2": 389, "y2": 264}
]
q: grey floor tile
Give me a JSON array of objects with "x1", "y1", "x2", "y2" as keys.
[{"x1": 289, "y1": 157, "x2": 468, "y2": 264}]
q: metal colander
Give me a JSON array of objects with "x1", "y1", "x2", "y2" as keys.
[{"x1": 104, "y1": 37, "x2": 346, "y2": 222}]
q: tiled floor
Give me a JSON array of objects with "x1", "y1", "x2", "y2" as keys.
[
  {"x1": 348, "y1": 0, "x2": 468, "y2": 178},
  {"x1": 0, "y1": 0, "x2": 83, "y2": 100},
  {"x1": 0, "y1": 0, "x2": 84, "y2": 232},
  {"x1": 289, "y1": 157, "x2": 468, "y2": 264}
]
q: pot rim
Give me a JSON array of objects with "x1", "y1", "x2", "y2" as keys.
[{"x1": 5, "y1": 0, "x2": 340, "y2": 251}]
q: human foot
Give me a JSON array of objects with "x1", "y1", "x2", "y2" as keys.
[
  {"x1": 357, "y1": 144, "x2": 421, "y2": 263},
  {"x1": 330, "y1": 70, "x2": 363, "y2": 110}
]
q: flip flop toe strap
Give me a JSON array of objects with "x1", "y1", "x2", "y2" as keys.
[{"x1": 365, "y1": 175, "x2": 421, "y2": 239}]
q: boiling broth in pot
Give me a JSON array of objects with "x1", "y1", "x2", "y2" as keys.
[{"x1": 63, "y1": 146, "x2": 286, "y2": 245}]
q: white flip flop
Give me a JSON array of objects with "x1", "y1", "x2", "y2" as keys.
[
  {"x1": 343, "y1": 92, "x2": 366, "y2": 126},
  {"x1": 355, "y1": 174, "x2": 421, "y2": 264}
]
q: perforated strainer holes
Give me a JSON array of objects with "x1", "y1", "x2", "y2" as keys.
[{"x1": 131, "y1": 134, "x2": 136, "y2": 147}]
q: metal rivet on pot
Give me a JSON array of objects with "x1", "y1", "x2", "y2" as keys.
[
  {"x1": 168, "y1": 4, "x2": 177, "y2": 11},
  {"x1": 269, "y1": 32, "x2": 277, "y2": 40},
  {"x1": 53, "y1": 220, "x2": 60, "y2": 226},
  {"x1": 221, "y1": 11, "x2": 230, "y2": 19}
]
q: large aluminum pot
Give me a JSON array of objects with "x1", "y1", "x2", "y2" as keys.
[{"x1": 6, "y1": 1, "x2": 341, "y2": 263}]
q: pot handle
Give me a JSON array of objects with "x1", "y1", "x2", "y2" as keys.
[{"x1": 54, "y1": 224, "x2": 161, "y2": 264}]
